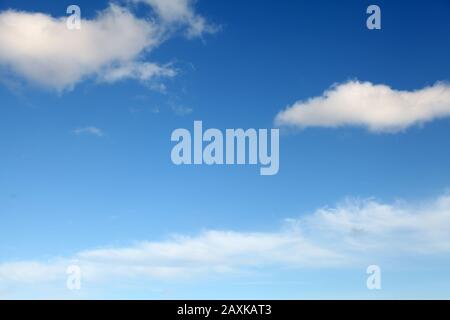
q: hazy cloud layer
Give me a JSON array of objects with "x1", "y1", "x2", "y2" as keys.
[{"x1": 1, "y1": 192, "x2": 450, "y2": 296}]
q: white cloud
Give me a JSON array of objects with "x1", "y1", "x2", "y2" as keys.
[
  {"x1": 73, "y1": 126, "x2": 104, "y2": 137},
  {"x1": 302, "y1": 194, "x2": 450, "y2": 254},
  {"x1": 275, "y1": 81, "x2": 450, "y2": 133},
  {"x1": 0, "y1": 1, "x2": 213, "y2": 91},
  {"x1": 131, "y1": 0, "x2": 217, "y2": 38},
  {"x1": 0, "y1": 5, "x2": 158, "y2": 90},
  {"x1": 1, "y1": 192, "x2": 450, "y2": 292}
]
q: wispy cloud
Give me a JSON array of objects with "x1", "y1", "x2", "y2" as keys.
[
  {"x1": 99, "y1": 62, "x2": 177, "y2": 83},
  {"x1": 171, "y1": 105, "x2": 193, "y2": 116},
  {"x1": 1, "y1": 192, "x2": 450, "y2": 295},
  {"x1": 73, "y1": 126, "x2": 105, "y2": 137},
  {"x1": 130, "y1": 0, "x2": 219, "y2": 38},
  {"x1": 275, "y1": 81, "x2": 450, "y2": 133}
]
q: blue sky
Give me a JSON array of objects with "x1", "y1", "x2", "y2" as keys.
[{"x1": 1, "y1": 0, "x2": 450, "y2": 299}]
